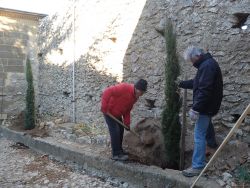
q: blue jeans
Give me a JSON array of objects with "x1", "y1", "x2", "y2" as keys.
[
  {"x1": 104, "y1": 114, "x2": 124, "y2": 156},
  {"x1": 192, "y1": 115, "x2": 217, "y2": 169},
  {"x1": 206, "y1": 119, "x2": 218, "y2": 148}
]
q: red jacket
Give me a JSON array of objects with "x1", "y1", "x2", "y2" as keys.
[{"x1": 101, "y1": 83, "x2": 137, "y2": 126}]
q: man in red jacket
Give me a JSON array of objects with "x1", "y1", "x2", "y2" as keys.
[{"x1": 101, "y1": 79, "x2": 147, "y2": 161}]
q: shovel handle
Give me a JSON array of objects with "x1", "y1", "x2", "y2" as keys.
[
  {"x1": 106, "y1": 113, "x2": 140, "y2": 138},
  {"x1": 190, "y1": 103, "x2": 250, "y2": 188}
]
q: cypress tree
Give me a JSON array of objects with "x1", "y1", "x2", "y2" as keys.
[
  {"x1": 25, "y1": 58, "x2": 35, "y2": 130},
  {"x1": 161, "y1": 20, "x2": 181, "y2": 169}
]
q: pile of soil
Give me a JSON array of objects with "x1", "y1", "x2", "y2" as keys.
[
  {"x1": 123, "y1": 118, "x2": 167, "y2": 168},
  {"x1": 8, "y1": 112, "x2": 49, "y2": 138}
]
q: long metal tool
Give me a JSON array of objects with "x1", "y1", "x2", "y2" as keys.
[
  {"x1": 190, "y1": 104, "x2": 250, "y2": 188},
  {"x1": 107, "y1": 113, "x2": 140, "y2": 138}
]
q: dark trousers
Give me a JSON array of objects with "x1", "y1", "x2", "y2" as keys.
[
  {"x1": 104, "y1": 114, "x2": 124, "y2": 156},
  {"x1": 206, "y1": 119, "x2": 218, "y2": 148}
]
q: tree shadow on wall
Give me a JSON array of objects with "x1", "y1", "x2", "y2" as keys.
[
  {"x1": 38, "y1": 49, "x2": 117, "y2": 124},
  {"x1": 38, "y1": 5, "x2": 73, "y2": 56},
  {"x1": 38, "y1": 6, "x2": 122, "y2": 123}
]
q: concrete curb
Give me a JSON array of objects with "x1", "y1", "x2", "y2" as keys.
[{"x1": 0, "y1": 126, "x2": 219, "y2": 188}]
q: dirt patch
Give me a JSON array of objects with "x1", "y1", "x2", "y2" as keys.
[
  {"x1": 23, "y1": 154, "x2": 70, "y2": 184},
  {"x1": 206, "y1": 140, "x2": 249, "y2": 174},
  {"x1": 8, "y1": 111, "x2": 49, "y2": 138},
  {"x1": 123, "y1": 118, "x2": 168, "y2": 168}
]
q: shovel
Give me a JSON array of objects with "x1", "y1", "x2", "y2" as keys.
[
  {"x1": 107, "y1": 113, "x2": 140, "y2": 139},
  {"x1": 190, "y1": 103, "x2": 250, "y2": 188}
]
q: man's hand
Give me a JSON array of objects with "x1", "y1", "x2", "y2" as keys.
[
  {"x1": 189, "y1": 109, "x2": 199, "y2": 122},
  {"x1": 124, "y1": 126, "x2": 130, "y2": 131}
]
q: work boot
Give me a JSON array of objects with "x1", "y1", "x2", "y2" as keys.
[
  {"x1": 182, "y1": 167, "x2": 202, "y2": 177},
  {"x1": 111, "y1": 154, "x2": 128, "y2": 161},
  {"x1": 121, "y1": 149, "x2": 129, "y2": 155}
]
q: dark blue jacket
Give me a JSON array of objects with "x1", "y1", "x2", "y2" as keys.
[{"x1": 179, "y1": 53, "x2": 223, "y2": 116}]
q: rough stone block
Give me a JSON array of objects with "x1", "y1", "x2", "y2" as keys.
[
  {"x1": 4, "y1": 65, "x2": 24, "y2": 73},
  {"x1": 0, "y1": 51, "x2": 25, "y2": 59},
  {"x1": 0, "y1": 37, "x2": 14, "y2": 45},
  {"x1": 5, "y1": 84, "x2": 25, "y2": 94},
  {"x1": 0, "y1": 114, "x2": 7, "y2": 119},
  {"x1": 0, "y1": 45, "x2": 23, "y2": 54},
  {"x1": 3, "y1": 31, "x2": 29, "y2": 40},
  {"x1": 0, "y1": 37, "x2": 28, "y2": 46},
  {"x1": 0, "y1": 72, "x2": 6, "y2": 79},
  {"x1": 0, "y1": 87, "x2": 6, "y2": 95},
  {"x1": 0, "y1": 58, "x2": 8, "y2": 65},
  {"x1": 8, "y1": 58, "x2": 25, "y2": 66},
  {"x1": 0, "y1": 99, "x2": 10, "y2": 109},
  {"x1": 0, "y1": 80, "x2": 4, "y2": 87},
  {"x1": 0, "y1": 76, "x2": 3, "y2": 86}
]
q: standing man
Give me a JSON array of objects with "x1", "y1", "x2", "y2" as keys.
[
  {"x1": 101, "y1": 79, "x2": 147, "y2": 161},
  {"x1": 179, "y1": 46, "x2": 223, "y2": 177}
]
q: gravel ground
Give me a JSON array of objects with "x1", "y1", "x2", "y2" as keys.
[{"x1": 0, "y1": 136, "x2": 124, "y2": 188}]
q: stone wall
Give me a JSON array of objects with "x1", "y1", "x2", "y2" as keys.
[
  {"x1": 38, "y1": 0, "x2": 250, "y2": 128},
  {"x1": 0, "y1": 8, "x2": 45, "y2": 119},
  {"x1": 38, "y1": 0, "x2": 148, "y2": 125},
  {"x1": 124, "y1": 0, "x2": 250, "y2": 127}
]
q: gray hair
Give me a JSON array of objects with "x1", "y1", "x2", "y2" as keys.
[{"x1": 183, "y1": 46, "x2": 205, "y2": 62}]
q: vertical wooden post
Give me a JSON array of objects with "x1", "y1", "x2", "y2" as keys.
[{"x1": 179, "y1": 75, "x2": 187, "y2": 170}]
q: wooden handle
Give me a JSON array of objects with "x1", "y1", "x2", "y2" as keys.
[
  {"x1": 107, "y1": 113, "x2": 140, "y2": 138},
  {"x1": 191, "y1": 104, "x2": 250, "y2": 188},
  {"x1": 107, "y1": 113, "x2": 128, "y2": 129}
]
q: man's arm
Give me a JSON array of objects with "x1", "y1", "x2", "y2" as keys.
[
  {"x1": 123, "y1": 111, "x2": 131, "y2": 128},
  {"x1": 101, "y1": 83, "x2": 129, "y2": 114},
  {"x1": 193, "y1": 65, "x2": 214, "y2": 112},
  {"x1": 101, "y1": 86, "x2": 113, "y2": 114},
  {"x1": 179, "y1": 79, "x2": 193, "y2": 89}
]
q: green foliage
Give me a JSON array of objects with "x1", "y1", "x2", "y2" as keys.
[
  {"x1": 237, "y1": 166, "x2": 250, "y2": 183},
  {"x1": 161, "y1": 20, "x2": 181, "y2": 169},
  {"x1": 25, "y1": 58, "x2": 35, "y2": 130},
  {"x1": 73, "y1": 123, "x2": 109, "y2": 137}
]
